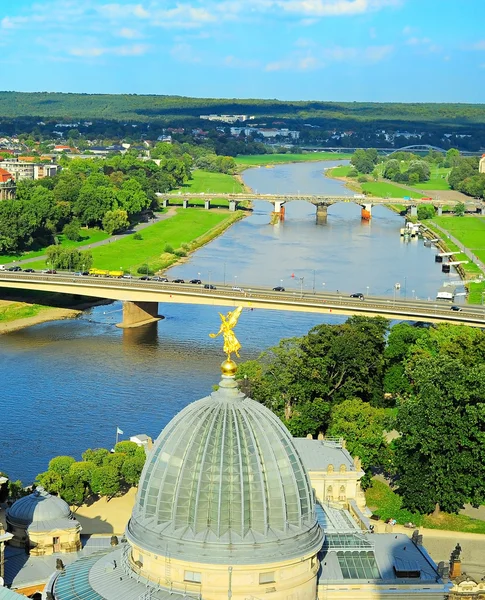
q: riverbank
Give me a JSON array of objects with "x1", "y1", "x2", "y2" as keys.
[
  {"x1": 235, "y1": 152, "x2": 352, "y2": 170},
  {"x1": 0, "y1": 301, "x2": 80, "y2": 334}
]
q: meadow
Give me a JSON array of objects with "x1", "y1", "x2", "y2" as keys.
[
  {"x1": 172, "y1": 170, "x2": 244, "y2": 194},
  {"x1": 235, "y1": 152, "x2": 352, "y2": 167},
  {"x1": 361, "y1": 181, "x2": 423, "y2": 199}
]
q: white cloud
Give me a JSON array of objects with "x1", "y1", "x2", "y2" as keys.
[
  {"x1": 69, "y1": 43, "x2": 150, "y2": 58},
  {"x1": 473, "y1": 40, "x2": 485, "y2": 50},
  {"x1": 224, "y1": 55, "x2": 261, "y2": 68},
  {"x1": 118, "y1": 27, "x2": 143, "y2": 39},
  {"x1": 276, "y1": 0, "x2": 401, "y2": 17},
  {"x1": 406, "y1": 37, "x2": 430, "y2": 46}
]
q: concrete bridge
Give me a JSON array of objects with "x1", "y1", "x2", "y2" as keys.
[
  {"x1": 1, "y1": 272, "x2": 484, "y2": 329},
  {"x1": 159, "y1": 193, "x2": 484, "y2": 222}
]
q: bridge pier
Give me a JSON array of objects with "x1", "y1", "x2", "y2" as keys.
[
  {"x1": 273, "y1": 200, "x2": 286, "y2": 213},
  {"x1": 315, "y1": 203, "x2": 328, "y2": 224},
  {"x1": 477, "y1": 207, "x2": 485, "y2": 215},
  {"x1": 162, "y1": 199, "x2": 170, "y2": 208},
  {"x1": 183, "y1": 200, "x2": 189, "y2": 209},
  {"x1": 361, "y1": 204, "x2": 372, "y2": 220},
  {"x1": 117, "y1": 301, "x2": 161, "y2": 329},
  {"x1": 410, "y1": 205, "x2": 418, "y2": 218},
  {"x1": 204, "y1": 200, "x2": 211, "y2": 210},
  {"x1": 437, "y1": 206, "x2": 443, "y2": 216},
  {"x1": 229, "y1": 200, "x2": 238, "y2": 212}
]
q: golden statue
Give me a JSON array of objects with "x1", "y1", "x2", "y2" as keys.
[{"x1": 210, "y1": 307, "x2": 243, "y2": 364}]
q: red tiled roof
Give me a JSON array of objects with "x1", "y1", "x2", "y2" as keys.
[{"x1": 0, "y1": 167, "x2": 13, "y2": 182}]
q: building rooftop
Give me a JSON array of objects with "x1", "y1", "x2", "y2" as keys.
[{"x1": 293, "y1": 438, "x2": 357, "y2": 472}]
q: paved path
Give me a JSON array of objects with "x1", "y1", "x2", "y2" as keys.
[
  {"x1": 430, "y1": 219, "x2": 485, "y2": 274},
  {"x1": 4, "y1": 208, "x2": 177, "y2": 268}
]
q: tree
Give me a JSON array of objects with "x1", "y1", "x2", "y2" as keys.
[
  {"x1": 63, "y1": 219, "x2": 82, "y2": 241},
  {"x1": 114, "y1": 441, "x2": 139, "y2": 457},
  {"x1": 82, "y1": 448, "x2": 110, "y2": 466},
  {"x1": 36, "y1": 470, "x2": 63, "y2": 494},
  {"x1": 445, "y1": 148, "x2": 461, "y2": 168},
  {"x1": 454, "y1": 202, "x2": 465, "y2": 217},
  {"x1": 102, "y1": 209, "x2": 129, "y2": 235},
  {"x1": 417, "y1": 205, "x2": 435, "y2": 220},
  {"x1": 48, "y1": 456, "x2": 76, "y2": 476},
  {"x1": 90, "y1": 466, "x2": 120, "y2": 498},
  {"x1": 327, "y1": 398, "x2": 388, "y2": 486},
  {"x1": 351, "y1": 149, "x2": 375, "y2": 174},
  {"x1": 394, "y1": 356, "x2": 485, "y2": 513},
  {"x1": 121, "y1": 454, "x2": 146, "y2": 486}
]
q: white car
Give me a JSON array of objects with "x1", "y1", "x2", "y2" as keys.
[{"x1": 232, "y1": 286, "x2": 243, "y2": 291}]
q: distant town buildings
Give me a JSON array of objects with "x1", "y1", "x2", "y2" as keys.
[
  {"x1": 230, "y1": 126, "x2": 300, "y2": 140},
  {"x1": 200, "y1": 114, "x2": 255, "y2": 123},
  {"x1": 0, "y1": 158, "x2": 60, "y2": 181},
  {"x1": 479, "y1": 154, "x2": 485, "y2": 173}
]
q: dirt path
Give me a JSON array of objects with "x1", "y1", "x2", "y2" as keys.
[{"x1": 3, "y1": 208, "x2": 178, "y2": 268}]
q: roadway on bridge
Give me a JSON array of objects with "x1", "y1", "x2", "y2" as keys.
[{"x1": 0, "y1": 272, "x2": 484, "y2": 327}]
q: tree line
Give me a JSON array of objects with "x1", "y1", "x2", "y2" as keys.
[
  {"x1": 0, "y1": 141, "x2": 237, "y2": 254},
  {"x1": 237, "y1": 317, "x2": 485, "y2": 514}
]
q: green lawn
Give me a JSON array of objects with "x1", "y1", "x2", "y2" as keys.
[
  {"x1": 0, "y1": 302, "x2": 44, "y2": 323},
  {"x1": 29, "y1": 210, "x2": 234, "y2": 272},
  {"x1": 172, "y1": 170, "x2": 244, "y2": 194},
  {"x1": 235, "y1": 152, "x2": 352, "y2": 167},
  {"x1": 0, "y1": 228, "x2": 109, "y2": 264},
  {"x1": 168, "y1": 197, "x2": 230, "y2": 208},
  {"x1": 361, "y1": 181, "x2": 423, "y2": 199},
  {"x1": 366, "y1": 480, "x2": 485, "y2": 534},
  {"x1": 327, "y1": 165, "x2": 352, "y2": 177},
  {"x1": 417, "y1": 167, "x2": 451, "y2": 190},
  {"x1": 433, "y1": 216, "x2": 485, "y2": 264}
]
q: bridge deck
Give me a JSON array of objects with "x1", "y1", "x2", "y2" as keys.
[{"x1": 0, "y1": 272, "x2": 484, "y2": 327}]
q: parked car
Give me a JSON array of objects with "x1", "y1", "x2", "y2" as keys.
[
  {"x1": 273, "y1": 286, "x2": 285, "y2": 292},
  {"x1": 350, "y1": 292, "x2": 364, "y2": 300},
  {"x1": 232, "y1": 286, "x2": 243, "y2": 291},
  {"x1": 189, "y1": 279, "x2": 202, "y2": 284},
  {"x1": 140, "y1": 276, "x2": 151, "y2": 281},
  {"x1": 81, "y1": 272, "x2": 90, "y2": 276},
  {"x1": 450, "y1": 305, "x2": 462, "y2": 312},
  {"x1": 45, "y1": 269, "x2": 57, "y2": 274},
  {"x1": 23, "y1": 268, "x2": 35, "y2": 273},
  {"x1": 204, "y1": 284, "x2": 216, "y2": 289},
  {"x1": 8, "y1": 266, "x2": 22, "y2": 272},
  {"x1": 152, "y1": 276, "x2": 168, "y2": 282},
  {"x1": 122, "y1": 274, "x2": 133, "y2": 279},
  {"x1": 172, "y1": 278, "x2": 185, "y2": 283}
]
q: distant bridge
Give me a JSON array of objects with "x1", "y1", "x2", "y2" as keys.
[
  {"x1": 299, "y1": 145, "x2": 482, "y2": 157},
  {"x1": 159, "y1": 192, "x2": 484, "y2": 221},
  {"x1": 0, "y1": 272, "x2": 484, "y2": 329}
]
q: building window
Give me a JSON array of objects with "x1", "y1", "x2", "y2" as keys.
[
  {"x1": 259, "y1": 572, "x2": 275, "y2": 584},
  {"x1": 184, "y1": 571, "x2": 202, "y2": 584}
]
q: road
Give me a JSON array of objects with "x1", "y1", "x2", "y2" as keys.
[{"x1": 1, "y1": 272, "x2": 484, "y2": 327}]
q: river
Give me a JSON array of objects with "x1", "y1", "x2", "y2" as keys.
[{"x1": 0, "y1": 161, "x2": 455, "y2": 483}]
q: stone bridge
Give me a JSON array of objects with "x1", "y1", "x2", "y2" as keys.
[{"x1": 158, "y1": 193, "x2": 484, "y2": 223}]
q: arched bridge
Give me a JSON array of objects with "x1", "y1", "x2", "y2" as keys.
[
  {"x1": 0, "y1": 272, "x2": 484, "y2": 329},
  {"x1": 159, "y1": 192, "x2": 484, "y2": 222}
]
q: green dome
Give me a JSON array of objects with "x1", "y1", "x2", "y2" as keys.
[{"x1": 126, "y1": 375, "x2": 323, "y2": 564}]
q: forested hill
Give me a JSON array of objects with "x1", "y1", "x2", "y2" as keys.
[{"x1": 1, "y1": 91, "x2": 485, "y2": 127}]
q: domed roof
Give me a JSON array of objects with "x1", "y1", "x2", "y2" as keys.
[
  {"x1": 6, "y1": 487, "x2": 75, "y2": 531},
  {"x1": 127, "y1": 374, "x2": 323, "y2": 564}
]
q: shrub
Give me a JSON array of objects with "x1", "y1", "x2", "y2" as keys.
[
  {"x1": 358, "y1": 175, "x2": 369, "y2": 183},
  {"x1": 164, "y1": 243, "x2": 174, "y2": 254},
  {"x1": 173, "y1": 249, "x2": 187, "y2": 257},
  {"x1": 137, "y1": 264, "x2": 154, "y2": 275},
  {"x1": 348, "y1": 168, "x2": 358, "y2": 178},
  {"x1": 133, "y1": 232, "x2": 143, "y2": 240}
]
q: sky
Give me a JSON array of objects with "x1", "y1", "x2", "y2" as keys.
[{"x1": 1, "y1": 0, "x2": 484, "y2": 103}]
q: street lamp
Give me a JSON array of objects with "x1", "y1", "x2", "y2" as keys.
[
  {"x1": 322, "y1": 282, "x2": 326, "y2": 294},
  {"x1": 299, "y1": 277, "x2": 304, "y2": 299},
  {"x1": 312, "y1": 270, "x2": 316, "y2": 294},
  {"x1": 198, "y1": 272, "x2": 201, "y2": 281},
  {"x1": 234, "y1": 275, "x2": 238, "y2": 288},
  {"x1": 412, "y1": 289, "x2": 415, "y2": 300},
  {"x1": 208, "y1": 270, "x2": 212, "y2": 290},
  {"x1": 404, "y1": 276, "x2": 407, "y2": 299},
  {"x1": 366, "y1": 285, "x2": 369, "y2": 297}
]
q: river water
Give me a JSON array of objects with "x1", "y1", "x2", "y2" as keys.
[{"x1": 0, "y1": 161, "x2": 454, "y2": 483}]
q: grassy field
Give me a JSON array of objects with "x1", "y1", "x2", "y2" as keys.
[
  {"x1": 28, "y1": 210, "x2": 236, "y2": 272},
  {"x1": 361, "y1": 181, "x2": 423, "y2": 199},
  {"x1": 417, "y1": 167, "x2": 451, "y2": 190},
  {"x1": 235, "y1": 152, "x2": 352, "y2": 167},
  {"x1": 0, "y1": 228, "x2": 110, "y2": 264},
  {"x1": 366, "y1": 480, "x2": 485, "y2": 534},
  {"x1": 327, "y1": 164, "x2": 352, "y2": 177},
  {"x1": 173, "y1": 170, "x2": 244, "y2": 194},
  {"x1": 0, "y1": 302, "x2": 44, "y2": 323}
]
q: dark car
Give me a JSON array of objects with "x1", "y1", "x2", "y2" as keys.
[
  {"x1": 204, "y1": 284, "x2": 216, "y2": 290},
  {"x1": 350, "y1": 293, "x2": 364, "y2": 300},
  {"x1": 152, "y1": 276, "x2": 168, "y2": 282},
  {"x1": 172, "y1": 278, "x2": 185, "y2": 283},
  {"x1": 450, "y1": 305, "x2": 462, "y2": 312},
  {"x1": 8, "y1": 266, "x2": 22, "y2": 272},
  {"x1": 81, "y1": 271, "x2": 90, "y2": 276},
  {"x1": 45, "y1": 269, "x2": 57, "y2": 274},
  {"x1": 189, "y1": 279, "x2": 202, "y2": 284},
  {"x1": 24, "y1": 268, "x2": 35, "y2": 273},
  {"x1": 273, "y1": 286, "x2": 285, "y2": 292},
  {"x1": 140, "y1": 276, "x2": 151, "y2": 281}
]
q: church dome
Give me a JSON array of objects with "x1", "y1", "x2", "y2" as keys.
[
  {"x1": 6, "y1": 487, "x2": 73, "y2": 530},
  {"x1": 127, "y1": 375, "x2": 323, "y2": 564}
]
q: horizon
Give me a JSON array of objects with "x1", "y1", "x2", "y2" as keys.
[{"x1": 2, "y1": 0, "x2": 485, "y2": 103}]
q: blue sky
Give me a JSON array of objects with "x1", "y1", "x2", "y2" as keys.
[{"x1": 1, "y1": 0, "x2": 484, "y2": 102}]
